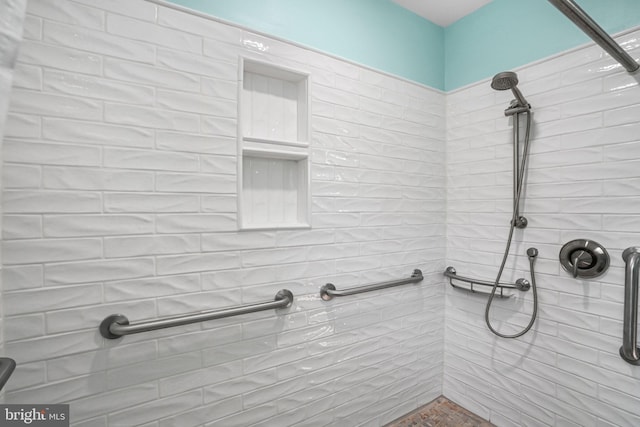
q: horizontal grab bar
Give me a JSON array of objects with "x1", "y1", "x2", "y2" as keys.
[
  {"x1": 100, "y1": 289, "x2": 294, "y2": 339},
  {"x1": 444, "y1": 266, "x2": 529, "y2": 298},
  {"x1": 320, "y1": 269, "x2": 423, "y2": 301},
  {"x1": 620, "y1": 247, "x2": 640, "y2": 365}
]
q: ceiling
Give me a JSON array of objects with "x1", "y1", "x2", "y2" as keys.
[{"x1": 391, "y1": 0, "x2": 493, "y2": 27}]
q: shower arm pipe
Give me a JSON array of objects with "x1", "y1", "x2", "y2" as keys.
[
  {"x1": 320, "y1": 269, "x2": 423, "y2": 301},
  {"x1": 620, "y1": 247, "x2": 640, "y2": 365},
  {"x1": 99, "y1": 289, "x2": 294, "y2": 339},
  {"x1": 547, "y1": 0, "x2": 639, "y2": 73}
]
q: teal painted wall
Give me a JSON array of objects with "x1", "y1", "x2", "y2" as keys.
[
  {"x1": 445, "y1": 0, "x2": 640, "y2": 91},
  {"x1": 164, "y1": 0, "x2": 640, "y2": 91},
  {"x1": 166, "y1": 0, "x2": 445, "y2": 90}
]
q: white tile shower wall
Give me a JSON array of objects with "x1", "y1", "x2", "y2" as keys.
[
  {"x1": 3, "y1": 0, "x2": 446, "y2": 425},
  {"x1": 0, "y1": 0, "x2": 28, "y2": 401},
  {"x1": 445, "y1": 29, "x2": 640, "y2": 426}
]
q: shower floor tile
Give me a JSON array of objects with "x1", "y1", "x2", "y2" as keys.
[{"x1": 385, "y1": 396, "x2": 494, "y2": 427}]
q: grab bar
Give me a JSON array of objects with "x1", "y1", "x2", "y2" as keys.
[
  {"x1": 547, "y1": 0, "x2": 639, "y2": 73},
  {"x1": 99, "y1": 289, "x2": 294, "y2": 339},
  {"x1": 443, "y1": 266, "x2": 530, "y2": 298},
  {"x1": 0, "y1": 358, "x2": 16, "y2": 392},
  {"x1": 320, "y1": 269, "x2": 423, "y2": 301},
  {"x1": 620, "y1": 247, "x2": 640, "y2": 365}
]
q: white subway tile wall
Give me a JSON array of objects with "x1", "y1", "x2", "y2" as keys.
[
  {"x1": 1, "y1": 0, "x2": 28, "y2": 403},
  {"x1": 3, "y1": 0, "x2": 446, "y2": 426},
  {"x1": 445, "y1": 29, "x2": 640, "y2": 426},
  {"x1": 7, "y1": 0, "x2": 640, "y2": 426}
]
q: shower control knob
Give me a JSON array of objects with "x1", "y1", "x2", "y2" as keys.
[{"x1": 559, "y1": 239, "x2": 609, "y2": 279}]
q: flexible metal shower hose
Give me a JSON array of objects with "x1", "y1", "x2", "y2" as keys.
[{"x1": 484, "y1": 111, "x2": 539, "y2": 338}]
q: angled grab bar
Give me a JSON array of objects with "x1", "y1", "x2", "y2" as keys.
[
  {"x1": 320, "y1": 269, "x2": 423, "y2": 301},
  {"x1": 99, "y1": 289, "x2": 294, "y2": 339},
  {"x1": 547, "y1": 0, "x2": 639, "y2": 73},
  {"x1": 621, "y1": 247, "x2": 640, "y2": 365}
]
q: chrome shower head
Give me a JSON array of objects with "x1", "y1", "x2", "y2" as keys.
[
  {"x1": 491, "y1": 71, "x2": 519, "y2": 91},
  {"x1": 491, "y1": 71, "x2": 530, "y2": 110}
]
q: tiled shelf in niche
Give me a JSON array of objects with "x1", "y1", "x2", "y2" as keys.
[
  {"x1": 238, "y1": 58, "x2": 311, "y2": 230},
  {"x1": 240, "y1": 58, "x2": 310, "y2": 143},
  {"x1": 241, "y1": 151, "x2": 310, "y2": 230}
]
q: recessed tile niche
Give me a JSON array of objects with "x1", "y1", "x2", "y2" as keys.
[{"x1": 238, "y1": 58, "x2": 311, "y2": 230}]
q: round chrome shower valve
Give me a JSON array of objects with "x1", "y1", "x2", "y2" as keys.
[{"x1": 559, "y1": 239, "x2": 610, "y2": 279}]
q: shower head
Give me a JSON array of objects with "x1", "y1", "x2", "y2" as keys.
[
  {"x1": 491, "y1": 71, "x2": 530, "y2": 110},
  {"x1": 491, "y1": 71, "x2": 519, "y2": 90}
]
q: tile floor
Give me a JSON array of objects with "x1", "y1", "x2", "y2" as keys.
[{"x1": 385, "y1": 396, "x2": 495, "y2": 427}]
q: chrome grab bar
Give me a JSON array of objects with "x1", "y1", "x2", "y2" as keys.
[
  {"x1": 0, "y1": 358, "x2": 16, "y2": 392},
  {"x1": 320, "y1": 269, "x2": 423, "y2": 301},
  {"x1": 547, "y1": 0, "x2": 639, "y2": 73},
  {"x1": 99, "y1": 289, "x2": 294, "y2": 339},
  {"x1": 443, "y1": 266, "x2": 529, "y2": 298},
  {"x1": 620, "y1": 247, "x2": 640, "y2": 365}
]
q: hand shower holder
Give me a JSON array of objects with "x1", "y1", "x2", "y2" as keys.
[{"x1": 444, "y1": 266, "x2": 530, "y2": 298}]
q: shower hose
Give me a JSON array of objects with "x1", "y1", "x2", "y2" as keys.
[{"x1": 485, "y1": 112, "x2": 539, "y2": 339}]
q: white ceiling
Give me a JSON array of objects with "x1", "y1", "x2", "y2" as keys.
[{"x1": 392, "y1": 0, "x2": 493, "y2": 27}]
